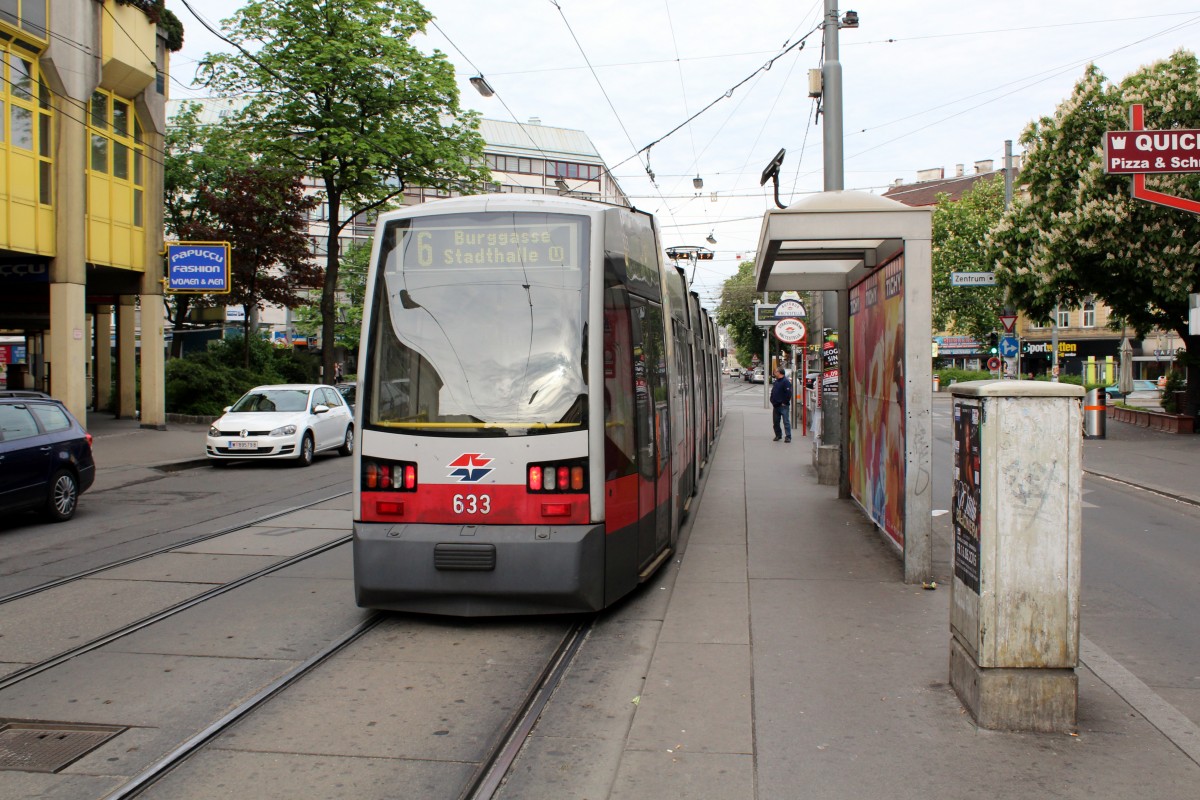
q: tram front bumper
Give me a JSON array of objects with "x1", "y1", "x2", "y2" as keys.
[{"x1": 353, "y1": 522, "x2": 606, "y2": 616}]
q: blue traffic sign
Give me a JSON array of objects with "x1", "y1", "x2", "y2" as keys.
[{"x1": 999, "y1": 336, "x2": 1019, "y2": 358}]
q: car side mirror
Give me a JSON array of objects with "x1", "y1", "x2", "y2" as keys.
[
  {"x1": 313, "y1": 404, "x2": 330, "y2": 414},
  {"x1": 223, "y1": 406, "x2": 232, "y2": 413}
]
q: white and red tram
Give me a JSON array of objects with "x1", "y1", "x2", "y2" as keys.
[{"x1": 352, "y1": 195, "x2": 721, "y2": 615}]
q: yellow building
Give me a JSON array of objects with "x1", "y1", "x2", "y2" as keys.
[{"x1": 0, "y1": 0, "x2": 169, "y2": 425}]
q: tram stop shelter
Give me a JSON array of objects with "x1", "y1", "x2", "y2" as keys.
[{"x1": 753, "y1": 191, "x2": 933, "y2": 583}]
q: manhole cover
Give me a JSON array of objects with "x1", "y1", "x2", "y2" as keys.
[{"x1": 0, "y1": 721, "x2": 125, "y2": 773}]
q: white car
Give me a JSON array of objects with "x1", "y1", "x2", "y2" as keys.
[{"x1": 206, "y1": 384, "x2": 354, "y2": 467}]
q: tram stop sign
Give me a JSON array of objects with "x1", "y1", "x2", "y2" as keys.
[{"x1": 774, "y1": 318, "x2": 806, "y2": 344}]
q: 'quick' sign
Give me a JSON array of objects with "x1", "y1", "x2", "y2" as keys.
[{"x1": 1105, "y1": 129, "x2": 1200, "y2": 174}]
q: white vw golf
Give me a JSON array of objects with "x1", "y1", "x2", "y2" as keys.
[{"x1": 206, "y1": 384, "x2": 354, "y2": 467}]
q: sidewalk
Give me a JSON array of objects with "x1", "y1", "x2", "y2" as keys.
[
  {"x1": 606, "y1": 396, "x2": 1200, "y2": 798},
  {"x1": 83, "y1": 414, "x2": 211, "y2": 492}
]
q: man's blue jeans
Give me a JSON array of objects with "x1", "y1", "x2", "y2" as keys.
[{"x1": 773, "y1": 404, "x2": 792, "y2": 440}]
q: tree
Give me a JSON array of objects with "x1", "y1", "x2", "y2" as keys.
[
  {"x1": 991, "y1": 51, "x2": 1200, "y2": 414},
  {"x1": 163, "y1": 101, "x2": 254, "y2": 355},
  {"x1": 931, "y1": 176, "x2": 1006, "y2": 343},
  {"x1": 181, "y1": 165, "x2": 322, "y2": 368},
  {"x1": 199, "y1": 0, "x2": 490, "y2": 383},
  {"x1": 291, "y1": 240, "x2": 371, "y2": 363},
  {"x1": 714, "y1": 261, "x2": 796, "y2": 368}
]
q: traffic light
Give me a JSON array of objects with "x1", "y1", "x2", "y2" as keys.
[{"x1": 986, "y1": 332, "x2": 999, "y2": 354}]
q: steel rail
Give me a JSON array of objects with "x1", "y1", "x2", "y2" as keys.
[
  {"x1": 0, "y1": 534, "x2": 352, "y2": 692},
  {"x1": 0, "y1": 489, "x2": 351, "y2": 607},
  {"x1": 462, "y1": 620, "x2": 593, "y2": 800},
  {"x1": 102, "y1": 612, "x2": 385, "y2": 800}
]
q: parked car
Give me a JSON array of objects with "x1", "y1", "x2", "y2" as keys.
[
  {"x1": 0, "y1": 395, "x2": 95, "y2": 522},
  {"x1": 336, "y1": 381, "x2": 356, "y2": 411},
  {"x1": 750, "y1": 368, "x2": 765, "y2": 384},
  {"x1": 206, "y1": 384, "x2": 354, "y2": 467}
]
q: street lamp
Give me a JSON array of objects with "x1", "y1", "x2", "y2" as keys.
[{"x1": 469, "y1": 76, "x2": 494, "y2": 97}]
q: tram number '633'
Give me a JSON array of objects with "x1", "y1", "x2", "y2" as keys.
[{"x1": 453, "y1": 494, "x2": 491, "y2": 515}]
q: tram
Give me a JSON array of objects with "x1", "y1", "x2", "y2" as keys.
[{"x1": 352, "y1": 194, "x2": 721, "y2": 615}]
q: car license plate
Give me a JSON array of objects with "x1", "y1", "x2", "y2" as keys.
[{"x1": 228, "y1": 440, "x2": 257, "y2": 451}]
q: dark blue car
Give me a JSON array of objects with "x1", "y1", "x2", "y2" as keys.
[{"x1": 0, "y1": 395, "x2": 96, "y2": 521}]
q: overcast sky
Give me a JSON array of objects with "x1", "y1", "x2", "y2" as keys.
[{"x1": 164, "y1": 1, "x2": 1200, "y2": 308}]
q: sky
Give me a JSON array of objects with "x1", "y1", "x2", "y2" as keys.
[{"x1": 163, "y1": 1, "x2": 1200, "y2": 309}]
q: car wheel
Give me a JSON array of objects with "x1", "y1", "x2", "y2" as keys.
[
  {"x1": 45, "y1": 469, "x2": 79, "y2": 522},
  {"x1": 338, "y1": 424, "x2": 354, "y2": 456},
  {"x1": 296, "y1": 432, "x2": 315, "y2": 467}
]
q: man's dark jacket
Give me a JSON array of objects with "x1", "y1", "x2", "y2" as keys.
[{"x1": 770, "y1": 374, "x2": 792, "y2": 407}]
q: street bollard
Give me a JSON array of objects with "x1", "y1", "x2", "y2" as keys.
[
  {"x1": 1083, "y1": 388, "x2": 1106, "y2": 439},
  {"x1": 948, "y1": 380, "x2": 1083, "y2": 732}
]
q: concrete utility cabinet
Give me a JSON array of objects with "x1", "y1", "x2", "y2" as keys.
[{"x1": 947, "y1": 380, "x2": 1083, "y2": 732}]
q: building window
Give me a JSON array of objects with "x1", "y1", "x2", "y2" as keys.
[
  {"x1": 547, "y1": 161, "x2": 601, "y2": 181},
  {"x1": 87, "y1": 88, "x2": 146, "y2": 226},
  {"x1": 0, "y1": 0, "x2": 48, "y2": 40},
  {"x1": 2, "y1": 40, "x2": 52, "y2": 205},
  {"x1": 1057, "y1": 308, "x2": 1070, "y2": 328},
  {"x1": 486, "y1": 153, "x2": 545, "y2": 175},
  {"x1": 1082, "y1": 302, "x2": 1095, "y2": 328}
]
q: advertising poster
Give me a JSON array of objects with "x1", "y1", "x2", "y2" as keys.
[
  {"x1": 848, "y1": 254, "x2": 906, "y2": 547},
  {"x1": 953, "y1": 400, "x2": 982, "y2": 593}
]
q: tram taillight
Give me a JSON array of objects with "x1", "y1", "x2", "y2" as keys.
[
  {"x1": 527, "y1": 460, "x2": 586, "y2": 493},
  {"x1": 363, "y1": 458, "x2": 418, "y2": 491}
]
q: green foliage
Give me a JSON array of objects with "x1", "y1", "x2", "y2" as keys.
[
  {"x1": 199, "y1": 0, "x2": 490, "y2": 382},
  {"x1": 714, "y1": 261, "x2": 800, "y2": 367},
  {"x1": 164, "y1": 336, "x2": 321, "y2": 416},
  {"x1": 935, "y1": 368, "x2": 993, "y2": 385},
  {"x1": 989, "y1": 51, "x2": 1200, "y2": 410},
  {"x1": 931, "y1": 177, "x2": 1006, "y2": 341},
  {"x1": 988, "y1": 50, "x2": 1200, "y2": 412},
  {"x1": 292, "y1": 241, "x2": 369, "y2": 353},
  {"x1": 1162, "y1": 369, "x2": 1186, "y2": 413}
]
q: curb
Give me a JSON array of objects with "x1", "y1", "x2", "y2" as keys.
[{"x1": 1083, "y1": 468, "x2": 1200, "y2": 509}]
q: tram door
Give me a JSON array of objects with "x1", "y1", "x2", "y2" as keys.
[{"x1": 632, "y1": 298, "x2": 671, "y2": 567}]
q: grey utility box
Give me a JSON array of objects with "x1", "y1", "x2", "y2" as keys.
[{"x1": 947, "y1": 380, "x2": 1083, "y2": 732}]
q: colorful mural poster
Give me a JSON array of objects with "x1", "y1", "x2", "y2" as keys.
[
  {"x1": 848, "y1": 254, "x2": 906, "y2": 547},
  {"x1": 953, "y1": 400, "x2": 982, "y2": 593}
]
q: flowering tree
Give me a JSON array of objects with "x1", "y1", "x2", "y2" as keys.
[{"x1": 991, "y1": 51, "x2": 1200, "y2": 413}]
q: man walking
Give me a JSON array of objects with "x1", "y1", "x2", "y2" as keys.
[{"x1": 770, "y1": 367, "x2": 793, "y2": 442}]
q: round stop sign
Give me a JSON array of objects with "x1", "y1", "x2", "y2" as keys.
[{"x1": 774, "y1": 318, "x2": 806, "y2": 344}]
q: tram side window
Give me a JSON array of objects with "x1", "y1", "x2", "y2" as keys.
[
  {"x1": 630, "y1": 300, "x2": 669, "y2": 480},
  {"x1": 603, "y1": 286, "x2": 637, "y2": 479},
  {"x1": 640, "y1": 303, "x2": 670, "y2": 478}
]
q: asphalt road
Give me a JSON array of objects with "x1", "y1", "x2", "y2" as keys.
[{"x1": 0, "y1": 452, "x2": 352, "y2": 597}]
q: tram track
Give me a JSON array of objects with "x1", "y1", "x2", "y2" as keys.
[
  {"x1": 92, "y1": 615, "x2": 596, "y2": 800},
  {"x1": 0, "y1": 490, "x2": 351, "y2": 608},
  {"x1": 0, "y1": 534, "x2": 351, "y2": 693}
]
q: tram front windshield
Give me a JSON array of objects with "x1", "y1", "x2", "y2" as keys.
[{"x1": 367, "y1": 211, "x2": 589, "y2": 436}]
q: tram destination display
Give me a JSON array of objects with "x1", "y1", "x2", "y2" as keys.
[{"x1": 397, "y1": 218, "x2": 582, "y2": 269}]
